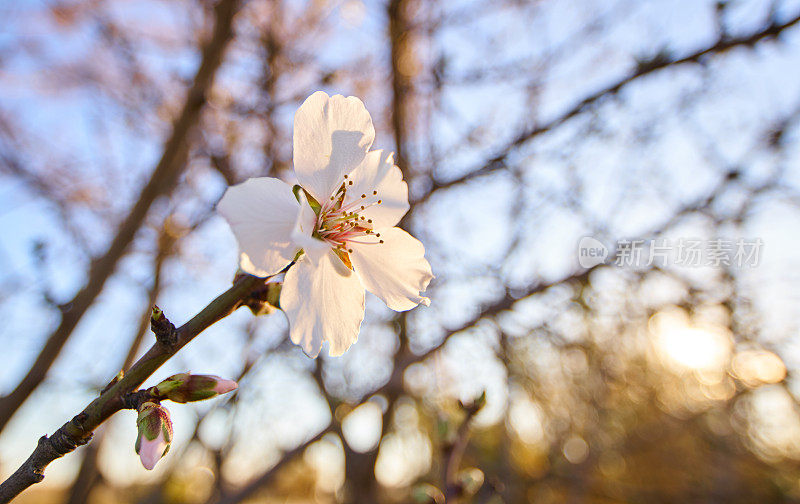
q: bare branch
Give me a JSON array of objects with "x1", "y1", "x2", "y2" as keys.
[
  {"x1": 0, "y1": 0, "x2": 241, "y2": 433},
  {"x1": 0, "y1": 273, "x2": 266, "y2": 503},
  {"x1": 209, "y1": 426, "x2": 331, "y2": 504},
  {"x1": 416, "y1": 12, "x2": 800, "y2": 204}
]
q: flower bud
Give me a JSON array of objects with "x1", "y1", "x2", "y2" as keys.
[
  {"x1": 135, "y1": 402, "x2": 172, "y2": 470},
  {"x1": 154, "y1": 373, "x2": 238, "y2": 403}
]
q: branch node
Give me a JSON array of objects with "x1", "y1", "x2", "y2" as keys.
[
  {"x1": 47, "y1": 429, "x2": 88, "y2": 455},
  {"x1": 122, "y1": 389, "x2": 155, "y2": 411},
  {"x1": 150, "y1": 305, "x2": 178, "y2": 348},
  {"x1": 100, "y1": 370, "x2": 124, "y2": 395}
]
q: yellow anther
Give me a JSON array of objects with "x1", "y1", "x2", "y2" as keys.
[
  {"x1": 373, "y1": 190, "x2": 377, "y2": 195},
  {"x1": 377, "y1": 200, "x2": 382, "y2": 204}
]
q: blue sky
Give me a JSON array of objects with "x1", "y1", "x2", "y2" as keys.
[{"x1": 1, "y1": 0, "x2": 800, "y2": 489}]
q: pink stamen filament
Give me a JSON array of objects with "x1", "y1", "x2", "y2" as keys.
[{"x1": 311, "y1": 179, "x2": 385, "y2": 250}]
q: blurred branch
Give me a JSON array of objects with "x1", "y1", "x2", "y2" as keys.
[
  {"x1": 381, "y1": 168, "x2": 747, "y2": 409},
  {"x1": 0, "y1": 0, "x2": 241, "y2": 433},
  {"x1": 389, "y1": 0, "x2": 413, "y2": 174},
  {"x1": 0, "y1": 147, "x2": 91, "y2": 254},
  {"x1": 0, "y1": 273, "x2": 266, "y2": 503},
  {"x1": 444, "y1": 396, "x2": 485, "y2": 503},
  {"x1": 208, "y1": 425, "x2": 331, "y2": 504},
  {"x1": 416, "y1": 11, "x2": 800, "y2": 205},
  {"x1": 64, "y1": 227, "x2": 175, "y2": 504}
]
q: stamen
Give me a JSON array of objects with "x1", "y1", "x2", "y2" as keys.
[{"x1": 312, "y1": 181, "x2": 387, "y2": 256}]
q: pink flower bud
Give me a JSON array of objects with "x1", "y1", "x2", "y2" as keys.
[
  {"x1": 154, "y1": 373, "x2": 238, "y2": 403},
  {"x1": 135, "y1": 402, "x2": 173, "y2": 470},
  {"x1": 212, "y1": 377, "x2": 238, "y2": 395}
]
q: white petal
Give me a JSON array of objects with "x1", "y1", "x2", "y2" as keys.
[
  {"x1": 345, "y1": 150, "x2": 409, "y2": 228},
  {"x1": 218, "y1": 177, "x2": 300, "y2": 277},
  {"x1": 290, "y1": 189, "x2": 330, "y2": 265},
  {"x1": 349, "y1": 227, "x2": 433, "y2": 311},
  {"x1": 281, "y1": 251, "x2": 365, "y2": 357},
  {"x1": 293, "y1": 91, "x2": 375, "y2": 202}
]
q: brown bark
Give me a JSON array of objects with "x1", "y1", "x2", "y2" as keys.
[
  {"x1": 0, "y1": 0, "x2": 241, "y2": 433},
  {"x1": 63, "y1": 231, "x2": 173, "y2": 504},
  {"x1": 0, "y1": 273, "x2": 264, "y2": 503}
]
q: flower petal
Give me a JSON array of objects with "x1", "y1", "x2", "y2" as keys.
[
  {"x1": 211, "y1": 377, "x2": 238, "y2": 395},
  {"x1": 349, "y1": 227, "x2": 433, "y2": 311},
  {"x1": 281, "y1": 251, "x2": 365, "y2": 357},
  {"x1": 139, "y1": 430, "x2": 169, "y2": 470},
  {"x1": 345, "y1": 150, "x2": 409, "y2": 228},
  {"x1": 293, "y1": 91, "x2": 375, "y2": 202},
  {"x1": 218, "y1": 177, "x2": 300, "y2": 277}
]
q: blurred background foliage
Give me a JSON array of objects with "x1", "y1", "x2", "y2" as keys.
[{"x1": 1, "y1": 0, "x2": 800, "y2": 502}]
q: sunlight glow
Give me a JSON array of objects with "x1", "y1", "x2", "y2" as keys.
[
  {"x1": 509, "y1": 392, "x2": 546, "y2": 445},
  {"x1": 342, "y1": 402, "x2": 382, "y2": 453},
  {"x1": 305, "y1": 434, "x2": 345, "y2": 493},
  {"x1": 650, "y1": 309, "x2": 732, "y2": 372},
  {"x1": 732, "y1": 350, "x2": 787, "y2": 386}
]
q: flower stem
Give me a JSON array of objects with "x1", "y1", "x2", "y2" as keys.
[{"x1": 0, "y1": 274, "x2": 267, "y2": 503}]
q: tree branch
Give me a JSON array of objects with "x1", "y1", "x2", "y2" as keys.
[
  {"x1": 64, "y1": 232, "x2": 173, "y2": 504},
  {"x1": 0, "y1": 0, "x2": 241, "y2": 433},
  {"x1": 380, "y1": 169, "x2": 749, "y2": 405},
  {"x1": 416, "y1": 12, "x2": 800, "y2": 204},
  {"x1": 209, "y1": 426, "x2": 331, "y2": 504},
  {"x1": 0, "y1": 273, "x2": 266, "y2": 503},
  {"x1": 444, "y1": 397, "x2": 484, "y2": 503}
]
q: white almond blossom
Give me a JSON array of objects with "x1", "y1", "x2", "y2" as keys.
[{"x1": 218, "y1": 91, "x2": 433, "y2": 357}]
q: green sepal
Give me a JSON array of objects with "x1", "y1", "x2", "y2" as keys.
[
  {"x1": 137, "y1": 402, "x2": 168, "y2": 441},
  {"x1": 154, "y1": 373, "x2": 190, "y2": 396},
  {"x1": 292, "y1": 184, "x2": 322, "y2": 215}
]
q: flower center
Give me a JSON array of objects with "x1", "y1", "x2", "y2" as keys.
[{"x1": 313, "y1": 174, "x2": 384, "y2": 253}]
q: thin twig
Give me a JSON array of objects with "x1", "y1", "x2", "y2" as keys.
[
  {"x1": 0, "y1": 273, "x2": 266, "y2": 503},
  {"x1": 415, "y1": 12, "x2": 800, "y2": 205},
  {"x1": 444, "y1": 397, "x2": 485, "y2": 503},
  {"x1": 0, "y1": 0, "x2": 241, "y2": 434}
]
